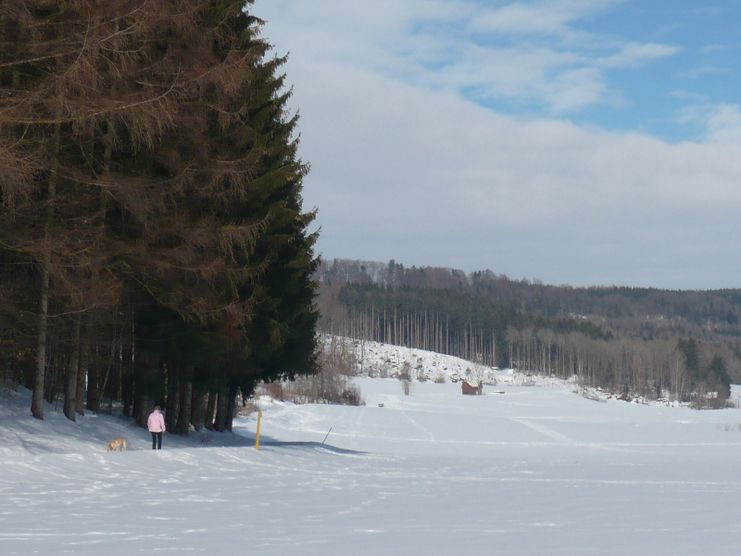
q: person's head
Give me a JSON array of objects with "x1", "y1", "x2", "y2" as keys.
[{"x1": 154, "y1": 405, "x2": 161, "y2": 412}]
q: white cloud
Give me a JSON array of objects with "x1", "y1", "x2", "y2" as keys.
[
  {"x1": 677, "y1": 66, "x2": 733, "y2": 80},
  {"x1": 261, "y1": 0, "x2": 663, "y2": 114},
  {"x1": 255, "y1": 0, "x2": 741, "y2": 288},
  {"x1": 470, "y1": 3, "x2": 577, "y2": 36},
  {"x1": 545, "y1": 67, "x2": 606, "y2": 112},
  {"x1": 421, "y1": 44, "x2": 588, "y2": 108},
  {"x1": 678, "y1": 103, "x2": 741, "y2": 144},
  {"x1": 291, "y1": 60, "x2": 741, "y2": 286},
  {"x1": 469, "y1": 0, "x2": 622, "y2": 38},
  {"x1": 700, "y1": 43, "x2": 727, "y2": 54},
  {"x1": 597, "y1": 42, "x2": 681, "y2": 68},
  {"x1": 706, "y1": 104, "x2": 741, "y2": 144},
  {"x1": 669, "y1": 90, "x2": 706, "y2": 102}
]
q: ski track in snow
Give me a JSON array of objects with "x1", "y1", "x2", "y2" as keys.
[
  {"x1": 398, "y1": 405, "x2": 437, "y2": 442},
  {"x1": 509, "y1": 416, "x2": 573, "y2": 444}
]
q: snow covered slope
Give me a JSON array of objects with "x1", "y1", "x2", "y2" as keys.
[
  {"x1": 3, "y1": 366, "x2": 741, "y2": 555},
  {"x1": 329, "y1": 335, "x2": 525, "y2": 385}
]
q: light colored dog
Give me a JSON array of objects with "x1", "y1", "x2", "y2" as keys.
[{"x1": 106, "y1": 437, "x2": 128, "y2": 452}]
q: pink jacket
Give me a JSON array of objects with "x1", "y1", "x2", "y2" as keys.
[{"x1": 147, "y1": 410, "x2": 166, "y2": 433}]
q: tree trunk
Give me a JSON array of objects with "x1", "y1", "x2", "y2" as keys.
[
  {"x1": 122, "y1": 317, "x2": 135, "y2": 417},
  {"x1": 44, "y1": 337, "x2": 58, "y2": 404},
  {"x1": 225, "y1": 385, "x2": 237, "y2": 432},
  {"x1": 190, "y1": 387, "x2": 205, "y2": 431},
  {"x1": 76, "y1": 317, "x2": 90, "y2": 415},
  {"x1": 133, "y1": 395, "x2": 141, "y2": 427},
  {"x1": 136, "y1": 395, "x2": 151, "y2": 428},
  {"x1": 31, "y1": 269, "x2": 50, "y2": 420},
  {"x1": 165, "y1": 362, "x2": 179, "y2": 431},
  {"x1": 31, "y1": 101, "x2": 62, "y2": 420},
  {"x1": 63, "y1": 318, "x2": 81, "y2": 421},
  {"x1": 204, "y1": 390, "x2": 216, "y2": 430},
  {"x1": 175, "y1": 373, "x2": 192, "y2": 435},
  {"x1": 213, "y1": 385, "x2": 229, "y2": 432},
  {"x1": 86, "y1": 339, "x2": 100, "y2": 412}
]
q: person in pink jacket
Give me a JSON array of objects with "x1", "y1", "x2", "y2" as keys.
[{"x1": 147, "y1": 406, "x2": 166, "y2": 450}]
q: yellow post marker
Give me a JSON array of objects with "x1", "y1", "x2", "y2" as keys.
[{"x1": 255, "y1": 409, "x2": 262, "y2": 450}]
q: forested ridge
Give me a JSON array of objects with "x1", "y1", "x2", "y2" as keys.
[
  {"x1": 0, "y1": 0, "x2": 318, "y2": 431},
  {"x1": 318, "y1": 259, "x2": 741, "y2": 405}
]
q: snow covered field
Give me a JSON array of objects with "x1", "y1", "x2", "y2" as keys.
[{"x1": 4, "y1": 371, "x2": 741, "y2": 555}]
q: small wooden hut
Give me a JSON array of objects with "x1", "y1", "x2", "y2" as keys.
[{"x1": 461, "y1": 381, "x2": 483, "y2": 395}]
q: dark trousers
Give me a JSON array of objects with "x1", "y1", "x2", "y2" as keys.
[{"x1": 151, "y1": 431, "x2": 163, "y2": 450}]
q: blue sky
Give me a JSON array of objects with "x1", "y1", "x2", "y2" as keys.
[
  {"x1": 256, "y1": 0, "x2": 741, "y2": 289},
  {"x1": 373, "y1": 0, "x2": 740, "y2": 141},
  {"x1": 543, "y1": 1, "x2": 739, "y2": 141}
]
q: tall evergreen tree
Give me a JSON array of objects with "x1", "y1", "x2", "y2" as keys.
[{"x1": 1, "y1": 0, "x2": 319, "y2": 424}]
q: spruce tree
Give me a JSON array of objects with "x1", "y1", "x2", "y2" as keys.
[
  {"x1": 103, "y1": 1, "x2": 319, "y2": 429},
  {"x1": 1, "y1": 0, "x2": 319, "y2": 425}
]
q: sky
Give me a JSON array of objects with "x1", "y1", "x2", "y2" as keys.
[{"x1": 254, "y1": 0, "x2": 741, "y2": 289}]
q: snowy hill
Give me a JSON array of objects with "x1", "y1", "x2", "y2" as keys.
[
  {"x1": 327, "y1": 335, "x2": 533, "y2": 386},
  {"x1": 326, "y1": 335, "x2": 679, "y2": 403},
  {"x1": 339, "y1": 336, "x2": 498, "y2": 382},
  {"x1": 4, "y1": 348, "x2": 741, "y2": 554}
]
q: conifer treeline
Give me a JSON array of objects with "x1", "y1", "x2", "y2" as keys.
[
  {"x1": 0, "y1": 0, "x2": 318, "y2": 431},
  {"x1": 318, "y1": 260, "x2": 737, "y2": 404}
]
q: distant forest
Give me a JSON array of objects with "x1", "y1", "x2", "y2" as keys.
[{"x1": 317, "y1": 259, "x2": 741, "y2": 406}]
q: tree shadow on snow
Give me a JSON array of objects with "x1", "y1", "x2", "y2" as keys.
[
  {"x1": 156, "y1": 429, "x2": 365, "y2": 456},
  {"x1": 257, "y1": 438, "x2": 365, "y2": 456}
]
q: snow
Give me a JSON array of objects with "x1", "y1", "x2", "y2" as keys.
[
  {"x1": 4, "y1": 348, "x2": 741, "y2": 554},
  {"x1": 341, "y1": 337, "x2": 502, "y2": 384}
]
